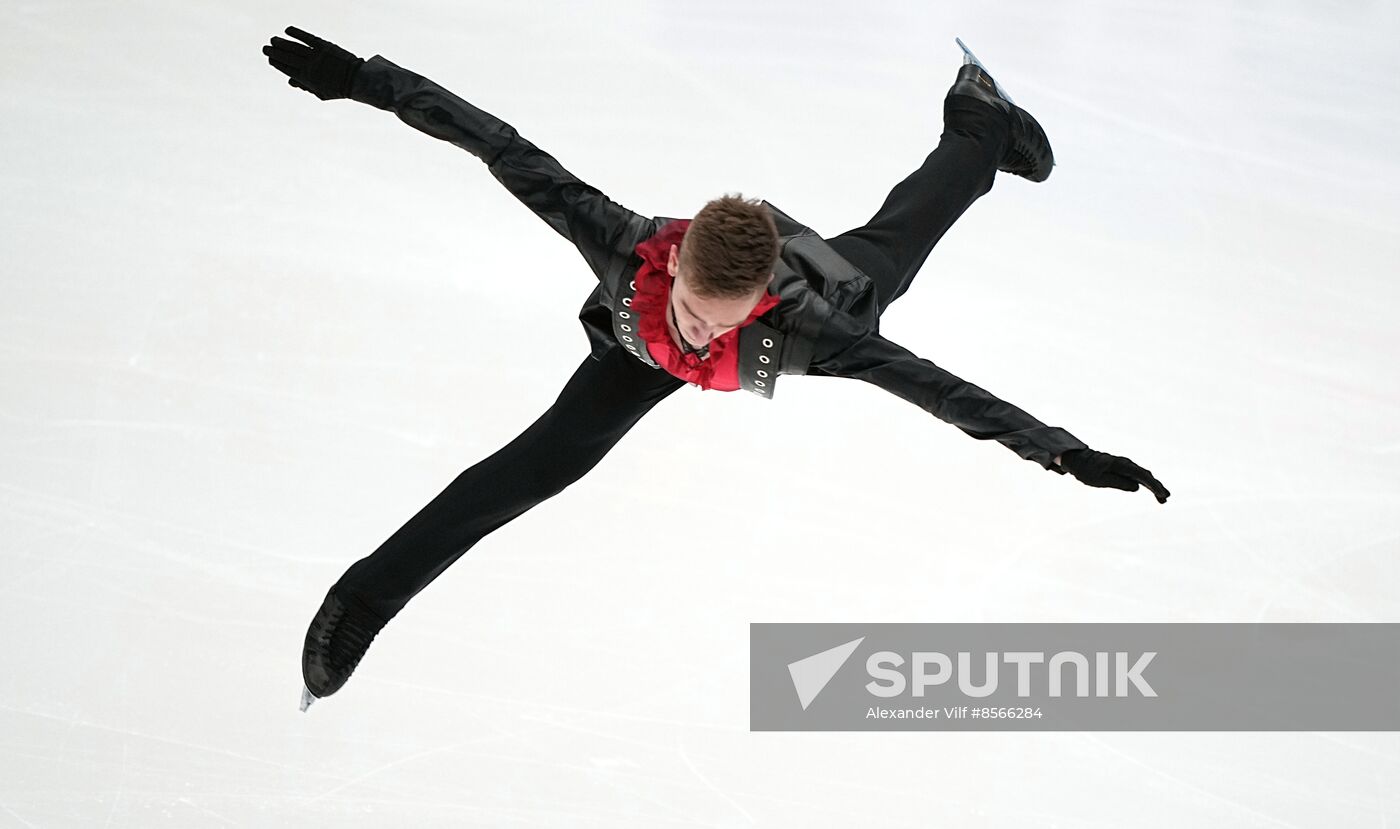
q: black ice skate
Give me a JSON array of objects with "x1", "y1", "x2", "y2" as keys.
[
  {"x1": 299, "y1": 586, "x2": 388, "y2": 711},
  {"x1": 947, "y1": 38, "x2": 1055, "y2": 183}
]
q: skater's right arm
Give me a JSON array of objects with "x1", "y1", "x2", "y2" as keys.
[{"x1": 263, "y1": 27, "x2": 649, "y2": 282}]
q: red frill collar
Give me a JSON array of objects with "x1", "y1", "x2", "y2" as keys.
[{"x1": 629, "y1": 220, "x2": 780, "y2": 390}]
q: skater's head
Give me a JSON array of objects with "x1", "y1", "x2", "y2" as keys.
[{"x1": 667, "y1": 193, "x2": 778, "y2": 348}]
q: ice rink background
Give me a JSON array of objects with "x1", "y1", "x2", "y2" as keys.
[{"x1": 3, "y1": 0, "x2": 1399, "y2": 825}]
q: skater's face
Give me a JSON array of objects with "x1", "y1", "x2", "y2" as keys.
[{"x1": 666, "y1": 243, "x2": 773, "y2": 350}]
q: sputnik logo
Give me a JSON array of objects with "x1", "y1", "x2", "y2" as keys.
[{"x1": 787, "y1": 637, "x2": 865, "y2": 710}]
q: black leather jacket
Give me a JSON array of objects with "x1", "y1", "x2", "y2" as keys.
[{"x1": 350, "y1": 55, "x2": 1087, "y2": 472}]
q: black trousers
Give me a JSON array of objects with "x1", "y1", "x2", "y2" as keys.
[{"x1": 337, "y1": 97, "x2": 1009, "y2": 621}]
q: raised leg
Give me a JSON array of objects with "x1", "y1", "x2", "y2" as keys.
[{"x1": 825, "y1": 95, "x2": 1010, "y2": 317}]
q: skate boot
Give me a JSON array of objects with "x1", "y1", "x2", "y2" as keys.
[
  {"x1": 946, "y1": 38, "x2": 1054, "y2": 183},
  {"x1": 299, "y1": 586, "x2": 388, "y2": 711}
]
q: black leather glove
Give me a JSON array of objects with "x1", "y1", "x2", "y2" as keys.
[
  {"x1": 1060, "y1": 448, "x2": 1170, "y2": 504},
  {"x1": 262, "y1": 26, "x2": 364, "y2": 101}
]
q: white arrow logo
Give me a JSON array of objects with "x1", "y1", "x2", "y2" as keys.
[{"x1": 787, "y1": 637, "x2": 865, "y2": 710}]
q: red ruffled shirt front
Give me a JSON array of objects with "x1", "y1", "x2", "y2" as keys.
[{"x1": 629, "y1": 220, "x2": 781, "y2": 391}]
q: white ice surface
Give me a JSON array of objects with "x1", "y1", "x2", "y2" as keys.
[{"x1": 2, "y1": 1, "x2": 1399, "y2": 826}]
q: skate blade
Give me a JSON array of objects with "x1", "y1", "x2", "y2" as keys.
[
  {"x1": 954, "y1": 37, "x2": 1016, "y2": 105},
  {"x1": 299, "y1": 685, "x2": 317, "y2": 712}
]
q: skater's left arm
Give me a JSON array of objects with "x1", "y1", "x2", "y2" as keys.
[{"x1": 808, "y1": 312, "x2": 1169, "y2": 502}]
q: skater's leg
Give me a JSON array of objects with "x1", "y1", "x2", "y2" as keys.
[
  {"x1": 337, "y1": 347, "x2": 684, "y2": 620},
  {"x1": 825, "y1": 96, "x2": 1010, "y2": 316}
]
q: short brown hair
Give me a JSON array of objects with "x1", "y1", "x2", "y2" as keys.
[{"x1": 680, "y1": 193, "x2": 779, "y2": 299}]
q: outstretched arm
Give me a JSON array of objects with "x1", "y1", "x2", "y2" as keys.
[
  {"x1": 810, "y1": 310, "x2": 1085, "y2": 470},
  {"x1": 263, "y1": 27, "x2": 650, "y2": 281},
  {"x1": 809, "y1": 308, "x2": 1169, "y2": 502}
]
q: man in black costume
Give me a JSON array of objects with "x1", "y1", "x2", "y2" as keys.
[{"x1": 262, "y1": 26, "x2": 1170, "y2": 710}]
